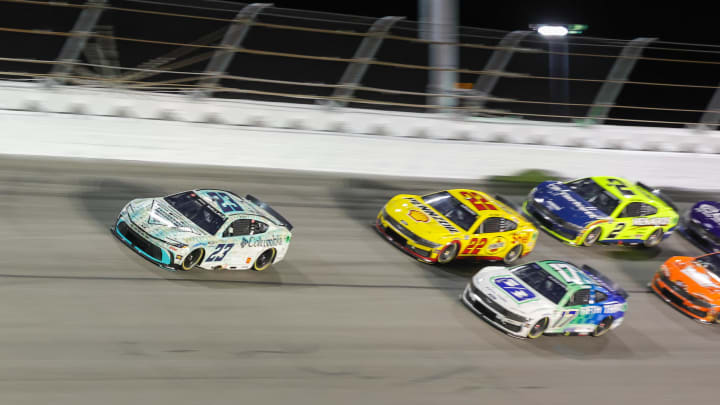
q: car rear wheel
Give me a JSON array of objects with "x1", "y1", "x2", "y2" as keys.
[
  {"x1": 253, "y1": 249, "x2": 276, "y2": 271},
  {"x1": 582, "y1": 227, "x2": 602, "y2": 247},
  {"x1": 643, "y1": 229, "x2": 663, "y2": 248},
  {"x1": 527, "y1": 317, "x2": 549, "y2": 339},
  {"x1": 180, "y1": 249, "x2": 204, "y2": 271},
  {"x1": 437, "y1": 243, "x2": 459, "y2": 264},
  {"x1": 592, "y1": 316, "x2": 613, "y2": 337},
  {"x1": 503, "y1": 245, "x2": 523, "y2": 265}
]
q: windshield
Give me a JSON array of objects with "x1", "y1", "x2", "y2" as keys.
[
  {"x1": 695, "y1": 253, "x2": 720, "y2": 277},
  {"x1": 567, "y1": 178, "x2": 620, "y2": 216},
  {"x1": 422, "y1": 191, "x2": 477, "y2": 231},
  {"x1": 164, "y1": 191, "x2": 226, "y2": 235},
  {"x1": 512, "y1": 263, "x2": 567, "y2": 304}
]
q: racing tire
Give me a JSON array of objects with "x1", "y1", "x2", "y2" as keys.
[
  {"x1": 437, "y1": 243, "x2": 459, "y2": 264},
  {"x1": 180, "y1": 249, "x2": 204, "y2": 271},
  {"x1": 253, "y1": 249, "x2": 276, "y2": 271},
  {"x1": 592, "y1": 316, "x2": 613, "y2": 337},
  {"x1": 527, "y1": 317, "x2": 549, "y2": 339},
  {"x1": 503, "y1": 245, "x2": 523, "y2": 265},
  {"x1": 582, "y1": 227, "x2": 602, "y2": 247},
  {"x1": 643, "y1": 229, "x2": 663, "y2": 248}
]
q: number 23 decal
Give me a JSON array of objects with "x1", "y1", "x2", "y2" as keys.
[{"x1": 206, "y1": 243, "x2": 234, "y2": 262}]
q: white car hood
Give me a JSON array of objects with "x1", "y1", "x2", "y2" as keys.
[{"x1": 472, "y1": 266, "x2": 556, "y2": 316}]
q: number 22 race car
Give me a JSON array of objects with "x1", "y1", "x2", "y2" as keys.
[
  {"x1": 523, "y1": 176, "x2": 678, "y2": 248},
  {"x1": 462, "y1": 260, "x2": 628, "y2": 339},
  {"x1": 112, "y1": 189, "x2": 293, "y2": 271},
  {"x1": 376, "y1": 189, "x2": 538, "y2": 264}
]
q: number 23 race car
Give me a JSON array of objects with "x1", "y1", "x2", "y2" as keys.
[
  {"x1": 377, "y1": 189, "x2": 538, "y2": 264},
  {"x1": 112, "y1": 189, "x2": 293, "y2": 271}
]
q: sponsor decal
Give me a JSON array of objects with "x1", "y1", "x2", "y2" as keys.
[
  {"x1": 407, "y1": 209, "x2": 430, "y2": 223},
  {"x1": 580, "y1": 306, "x2": 602, "y2": 315},
  {"x1": 696, "y1": 204, "x2": 720, "y2": 225},
  {"x1": 603, "y1": 303, "x2": 624, "y2": 313},
  {"x1": 546, "y1": 183, "x2": 606, "y2": 219},
  {"x1": 487, "y1": 236, "x2": 506, "y2": 253},
  {"x1": 494, "y1": 277, "x2": 536, "y2": 302},
  {"x1": 407, "y1": 197, "x2": 458, "y2": 233},
  {"x1": 632, "y1": 217, "x2": 670, "y2": 226},
  {"x1": 240, "y1": 235, "x2": 284, "y2": 248}
]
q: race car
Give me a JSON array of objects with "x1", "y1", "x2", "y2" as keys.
[
  {"x1": 461, "y1": 259, "x2": 628, "y2": 338},
  {"x1": 678, "y1": 201, "x2": 720, "y2": 253},
  {"x1": 523, "y1": 176, "x2": 678, "y2": 247},
  {"x1": 112, "y1": 189, "x2": 293, "y2": 271},
  {"x1": 376, "y1": 189, "x2": 538, "y2": 264},
  {"x1": 650, "y1": 252, "x2": 720, "y2": 323}
]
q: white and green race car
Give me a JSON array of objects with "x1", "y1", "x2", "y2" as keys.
[{"x1": 112, "y1": 189, "x2": 293, "y2": 271}]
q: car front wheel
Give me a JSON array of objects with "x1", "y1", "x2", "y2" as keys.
[
  {"x1": 582, "y1": 227, "x2": 602, "y2": 247},
  {"x1": 527, "y1": 317, "x2": 549, "y2": 339}
]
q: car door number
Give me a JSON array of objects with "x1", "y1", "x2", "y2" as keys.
[
  {"x1": 206, "y1": 243, "x2": 234, "y2": 262},
  {"x1": 608, "y1": 223, "x2": 626, "y2": 238}
]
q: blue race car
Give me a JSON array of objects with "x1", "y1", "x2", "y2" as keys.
[{"x1": 679, "y1": 201, "x2": 720, "y2": 252}]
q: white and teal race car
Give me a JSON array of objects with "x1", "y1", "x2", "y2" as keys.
[
  {"x1": 462, "y1": 260, "x2": 628, "y2": 339},
  {"x1": 112, "y1": 189, "x2": 293, "y2": 271}
]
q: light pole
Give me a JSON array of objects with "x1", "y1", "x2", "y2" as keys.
[{"x1": 530, "y1": 24, "x2": 586, "y2": 122}]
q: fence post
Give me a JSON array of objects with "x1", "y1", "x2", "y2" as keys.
[
  {"x1": 47, "y1": 0, "x2": 107, "y2": 85},
  {"x1": 698, "y1": 83, "x2": 720, "y2": 130},
  {"x1": 328, "y1": 16, "x2": 404, "y2": 107},
  {"x1": 194, "y1": 3, "x2": 273, "y2": 98},
  {"x1": 586, "y1": 37, "x2": 656, "y2": 124},
  {"x1": 472, "y1": 30, "x2": 532, "y2": 110}
]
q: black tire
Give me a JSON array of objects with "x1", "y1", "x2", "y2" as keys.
[
  {"x1": 503, "y1": 245, "x2": 523, "y2": 265},
  {"x1": 527, "y1": 317, "x2": 549, "y2": 339},
  {"x1": 437, "y1": 243, "x2": 459, "y2": 264},
  {"x1": 582, "y1": 227, "x2": 602, "y2": 247},
  {"x1": 643, "y1": 229, "x2": 663, "y2": 248},
  {"x1": 592, "y1": 316, "x2": 613, "y2": 337},
  {"x1": 180, "y1": 249, "x2": 204, "y2": 271},
  {"x1": 253, "y1": 249, "x2": 276, "y2": 271}
]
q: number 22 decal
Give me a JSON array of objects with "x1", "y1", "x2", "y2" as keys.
[
  {"x1": 462, "y1": 238, "x2": 487, "y2": 255},
  {"x1": 206, "y1": 243, "x2": 234, "y2": 262}
]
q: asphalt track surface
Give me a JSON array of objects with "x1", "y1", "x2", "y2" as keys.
[{"x1": 1, "y1": 156, "x2": 720, "y2": 405}]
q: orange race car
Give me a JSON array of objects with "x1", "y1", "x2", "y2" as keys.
[{"x1": 650, "y1": 252, "x2": 720, "y2": 323}]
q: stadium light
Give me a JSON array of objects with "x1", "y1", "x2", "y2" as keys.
[{"x1": 529, "y1": 24, "x2": 587, "y2": 36}]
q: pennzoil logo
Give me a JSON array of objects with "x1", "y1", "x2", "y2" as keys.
[{"x1": 407, "y1": 209, "x2": 429, "y2": 223}]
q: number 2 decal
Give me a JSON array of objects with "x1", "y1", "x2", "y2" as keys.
[
  {"x1": 462, "y1": 238, "x2": 487, "y2": 255},
  {"x1": 607, "y1": 223, "x2": 625, "y2": 238},
  {"x1": 606, "y1": 178, "x2": 635, "y2": 196},
  {"x1": 206, "y1": 243, "x2": 234, "y2": 262}
]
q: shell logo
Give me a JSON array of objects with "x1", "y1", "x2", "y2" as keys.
[{"x1": 408, "y1": 209, "x2": 430, "y2": 223}]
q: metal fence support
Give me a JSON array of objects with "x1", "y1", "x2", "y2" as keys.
[
  {"x1": 698, "y1": 83, "x2": 720, "y2": 130},
  {"x1": 328, "y1": 16, "x2": 404, "y2": 107},
  {"x1": 587, "y1": 37, "x2": 656, "y2": 124},
  {"x1": 194, "y1": 3, "x2": 272, "y2": 98},
  {"x1": 422, "y1": 0, "x2": 458, "y2": 112},
  {"x1": 48, "y1": 0, "x2": 106, "y2": 85},
  {"x1": 472, "y1": 30, "x2": 532, "y2": 110}
]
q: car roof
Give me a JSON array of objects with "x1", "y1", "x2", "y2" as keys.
[
  {"x1": 587, "y1": 176, "x2": 664, "y2": 206},
  {"x1": 534, "y1": 260, "x2": 596, "y2": 290},
  {"x1": 446, "y1": 189, "x2": 526, "y2": 223},
  {"x1": 193, "y1": 189, "x2": 265, "y2": 220}
]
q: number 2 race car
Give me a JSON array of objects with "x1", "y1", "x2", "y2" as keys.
[
  {"x1": 650, "y1": 252, "x2": 720, "y2": 323},
  {"x1": 462, "y1": 260, "x2": 628, "y2": 339},
  {"x1": 523, "y1": 176, "x2": 678, "y2": 248},
  {"x1": 678, "y1": 201, "x2": 720, "y2": 253},
  {"x1": 112, "y1": 189, "x2": 293, "y2": 271},
  {"x1": 376, "y1": 189, "x2": 538, "y2": 264}
]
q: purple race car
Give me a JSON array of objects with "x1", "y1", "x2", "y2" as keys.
[{"x1": 679, "y1": 201, "x2": 720, "y2": 252}]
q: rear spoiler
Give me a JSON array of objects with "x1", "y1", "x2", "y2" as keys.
[
  {"x1": 245, "y1": 194, "x2": 294, "y2": 231},
  {"x1": 637, "y1": 182, "x2": 679, "y2": 212},
  {"x1": 581, "y1": 265, "x2": 629, "y2": 299}
]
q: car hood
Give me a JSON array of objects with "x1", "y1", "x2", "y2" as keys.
[
  {"x1": 690, "y1": 201, "x2": 720, "y2": 237},
  {"x1": 472, "y1": 266, "x2": 556, "y2": 315},
  {"x1": 532, "y1": 181, "x2": 611, "y2": 226},
  {"x1": 125, "y1": 198, "x2": 209, "y2": 243},
  {"x1": 667, "y1": 257, "x2": 720, "y2": 303},
  {"x1": 385, "y1": 195, "x2": 462, "y2": 236}
]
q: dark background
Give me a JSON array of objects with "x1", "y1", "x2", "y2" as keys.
[{"x1": 0, "y1": 0, "x2": 718, "y2": 127}]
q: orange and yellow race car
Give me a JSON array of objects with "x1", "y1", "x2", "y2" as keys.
[
  {"x1": 376, "y1": 189, "x2": 538, "y2": 264},
  {"x1": 650, "y1": 252, "x2": 720, "y2": 323}
]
